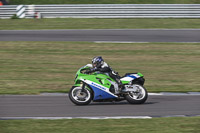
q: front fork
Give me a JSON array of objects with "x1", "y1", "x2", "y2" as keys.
[{"x1": 81, "y1": 82, "x2": 86, "y2": 92}]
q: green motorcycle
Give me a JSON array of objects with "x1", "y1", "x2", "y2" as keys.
[{"x1": 69, "y1": 65, "x2": 148, "y2": 105}]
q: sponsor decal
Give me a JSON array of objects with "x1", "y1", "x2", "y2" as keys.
[{"x1": 91, "y1": 82, "x2": 106, "y2": 90}]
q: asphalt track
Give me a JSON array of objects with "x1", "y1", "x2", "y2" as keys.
[
  {"x1": 1, "y1": 29, "x2": 200, "y2": 42},
  {"x1": 0, "y1": 95, "x2": 200, "y2": 119}
]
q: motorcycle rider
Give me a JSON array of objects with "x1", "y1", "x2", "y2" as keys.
[{"x1": 86, "y1": 56, "x2": 123, "y2": 90}]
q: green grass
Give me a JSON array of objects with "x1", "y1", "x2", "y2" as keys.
[
  {"x1": 0, "y1": 117, "x2": 200, "y2": 133},
  {"x1": 1, "y1": 18, "x2": 200, "y2": 30},
  {"x1": 9, "y1": 0, "x2": 200, "y2": 4},
  {"x1": 0, "y1": 41, "x2": 199, "y2": 94}
]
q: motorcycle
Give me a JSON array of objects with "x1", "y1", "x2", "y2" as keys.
[{"x1": 69, "y1": 65, "x2": 148, "y2": 105}]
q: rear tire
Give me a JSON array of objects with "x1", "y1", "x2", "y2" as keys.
[
  {"x1": 125, "y1": 84, "x2": 148, "y2": 104},
  {"x1": 69, "y1": 86, "x2": 92, "y2": 105}
]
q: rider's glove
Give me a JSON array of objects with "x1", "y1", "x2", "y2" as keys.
[
  {"x1": 84, "y1": 70, "x2": 90, "y2": 74},
  {"x1": 85, "y1": 67, "x2": 99, "y2": 74},
  {"x1": 90, "y1": 67, "x2": 98, "y2": 72},
  {"x1": 85, "y1": 67, "x2": 97, "y2": 74}
]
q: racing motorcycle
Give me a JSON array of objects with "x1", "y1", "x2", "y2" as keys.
[{"x1": 69, "y1": 65, "x2": 148, "y2": 105}]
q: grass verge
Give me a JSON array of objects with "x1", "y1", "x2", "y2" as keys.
[
  {"x1": 1, "y1": 18, "x2": 200, "y2": 30},
  {"x1": 0, "y1": 117, "x2": 200, "y2": 133},
  {"x1": 0, "y1": 41, "x2": 199, "y2": 94}
]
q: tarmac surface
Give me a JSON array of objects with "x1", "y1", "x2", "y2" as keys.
[
  {"x1": 0, "y1": 94, "x2": 199, "y2": 119},
  {"x1": 1, "y1": 29, "x2": 200, "y2": 42}
]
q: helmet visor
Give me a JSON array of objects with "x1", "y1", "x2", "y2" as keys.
[{"x1": 93, "y1": 63, "x2": 97, "y2": 67}]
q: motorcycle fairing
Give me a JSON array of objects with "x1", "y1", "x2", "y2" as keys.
[
  {"x1": 83, "y1": 79, "x2": 118, "y2": 100},
  {"x1": 120, "y1": 73, "x2": 142, "y2": 83}
]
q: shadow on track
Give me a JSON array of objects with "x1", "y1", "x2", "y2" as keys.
[{"x1": 85, "y1": 101, "x2": 158, "y2": 106}]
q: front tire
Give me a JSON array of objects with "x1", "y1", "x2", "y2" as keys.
[
  {"x1": 125, "y1": 84, "x2": 148, "y2": 104},
  {"x1": 69, "y1": 86, "x2": 92, "y2": 105}
]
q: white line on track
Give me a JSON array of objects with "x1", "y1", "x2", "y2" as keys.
[
  {"x1": 94, "y1": 41, "x2": 200, "y2": 43},
  {"x1": 1, "y1": 115, "x2": 200, "y2": 120},
  {"x1": 148, "y1": 92, "x2": 200, "y2": 96},
  {"x1": 0, "y1": 116, "x2": 152, "y2": 120},
  {"x1": 94, "y1": 41, "x2": 150, "y2": 43},
  {"x1": 39, "y1": 92, "x2": 200, "y2": 96},
  {"x1": 1, "y1": 92, "x2": 200, "y2": 97}
]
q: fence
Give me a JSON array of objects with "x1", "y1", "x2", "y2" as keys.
[{"x1": 0, "y1": 4, "x2": 200, "y2": 19}]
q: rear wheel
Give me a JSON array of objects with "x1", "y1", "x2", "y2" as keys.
[
  {"x1": 125, "y1": 84, "x2": 148, "y2": 104},
  {"x1": 69, "y1": 86, "x2": 92, "y2": 105}
]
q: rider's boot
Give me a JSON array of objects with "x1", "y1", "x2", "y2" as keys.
[{"x1": 117, "y1": 79, "x2": 124, "y2": 92}]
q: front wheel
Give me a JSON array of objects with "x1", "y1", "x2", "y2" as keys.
[
  {"x1": 125, "y1": 84, "x2": 148, "y2": 104},
  {"x1": 69, "y1": 86, "x2": 92, "y2": 105}
]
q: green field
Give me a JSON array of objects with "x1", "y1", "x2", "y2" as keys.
[
  {"x1": 0, "y1": 117, "x2": 200, "y2": 133},
  {"x1": 9, "y1": 0, "x2": 200, "y2": 4},
  {"x1": 1, "y1": 18, "x2": 200, "y2": 30},
  {"x1": 0, "y1": 41, "x2": 199, "y2": 94}
]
